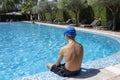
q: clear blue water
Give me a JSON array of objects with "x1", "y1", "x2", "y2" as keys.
[{"x1": 0, "y1": 22, "x2": 120, "y2": 80}]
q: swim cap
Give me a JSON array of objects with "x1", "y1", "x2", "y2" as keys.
[{"x1": 64, "y1": 26, "x2": 76, "y2": 37}]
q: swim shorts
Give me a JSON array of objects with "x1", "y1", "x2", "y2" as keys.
[{"x1": 51, "y1": 64, "x2": 80, "y2": 77}]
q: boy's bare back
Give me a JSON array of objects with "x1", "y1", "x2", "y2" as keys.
[{"x1": 61, "y1": 41, "x2": 83, "y2": 71}]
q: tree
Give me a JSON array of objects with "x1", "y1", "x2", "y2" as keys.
[
  {"x1": 20, "y1": 0, "x2": 36, "y2": 20},
  {"x1": 58, "y1": 0, "x2": 70, "y2": 21},
  {"x1": 13, "y1": 0, "x2": 21, "y2": 10},
  {"x1": 37, "y1": 0, "x2": 48, "y2": 21},
  {"x1": 37, "y1": 0, "x2": 58, "y2": 22},
  {"x1": 1, "y1": 0, "x2": 16, "y2": 12},
  {"x1": 20, "y1": 0, "x2": 37, "y2": 13},
  {"x1": 88, "y1": 0, "x2": 120, "y2": 31},
  {"x1": 45, "y1": 1, "x2": 58, "y2": 22},
  {"x1": 1, "y1": 0, "x2": 23, "y2": 13},
  {"x1": 59, "y1": 0, "x2": 87, "y2": 26}
]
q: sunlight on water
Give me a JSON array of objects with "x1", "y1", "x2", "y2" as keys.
[{"x1": 0, "y1": 22, "x2": 120, "y2": 80}]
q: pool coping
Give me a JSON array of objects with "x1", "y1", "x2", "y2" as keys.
[
  {"x1": 14, "y1": 21, "x2": 120, "y2": 80},
  {"x1": 25, "y1": 21, "x2": 120, "y2": 38}
]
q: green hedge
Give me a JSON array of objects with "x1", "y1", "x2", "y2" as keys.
[
  {"x1": 79, "y1": 6, "x2": 94, "y2": 24},
  {"x1": 92, "y1": 6, "x2": 106, "y2": 25},
  {"x1": 44, "y1": 5, "x2": 120, "y2": 30}
]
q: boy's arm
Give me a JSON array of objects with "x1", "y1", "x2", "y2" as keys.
[{"x1": 56, "y1": 48, "x2": 64, "y2": 66}]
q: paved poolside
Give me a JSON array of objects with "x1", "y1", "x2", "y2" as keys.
[
  {"x1": 15, "y1": 22, "x2": 120, "y2": 80},
  {"x1": 35, "y1": 22, "x2": 120, "y2": 38},
  {"x1": 66, "y1": 63, "x2": 120, "y2": 80},
  {"x1": 14, "y1": 64, "x2": 120, "y2": 80}
]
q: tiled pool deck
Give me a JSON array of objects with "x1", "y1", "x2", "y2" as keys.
[{"x1": 14, "y1": 22, "x2": 120, "y2": 80}]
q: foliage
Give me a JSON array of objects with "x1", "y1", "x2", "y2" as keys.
[
  {"x1": 92, "y1": 6, "x2": 106, "y2": 25},
  {"x1": 46, "y1": 1, "x2": 58, "y2": 22},
  {"x1": 31, "y1": 6, "x2": 38, "y2": 14},
  {"x1": 88, "y1": 0, "x2": 120, "y2": 30},
  {"x1": 79, "y1": 6, "x2": 94, "y2": 24},
  {"x1": 13, "y1": 0, "x2": 20, "y2": 4},
  {"x1": 20, "y1": 1, "x2": 36, "y2": 14},
  {"x1": 1, "y1": 0, "x2": 16, "y2": 12},
  {"x1": 88, "y1": 0, "x2": 120, "y2": 14},
  {"x1": 37, "y1": 0, "x2": 48, "y2": 21},
  {"x1": 59, "y1": 0, "x2": 87, "y2": 25},
  {"x1": 37, "y1": 0, "x2": 58, "y2": 21}
]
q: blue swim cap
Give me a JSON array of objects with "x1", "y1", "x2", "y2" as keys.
[{"x1": 64, "y1": 26, "x2": 76, "y2": 37}]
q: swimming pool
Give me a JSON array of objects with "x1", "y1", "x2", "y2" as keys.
[{"x1": 0, "y1": 22, "x2": 120, "y2": 80}]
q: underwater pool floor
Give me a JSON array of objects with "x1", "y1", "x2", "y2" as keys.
[{"x1": 14, "y1": 22, "x2": 120, "y2": 80}]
